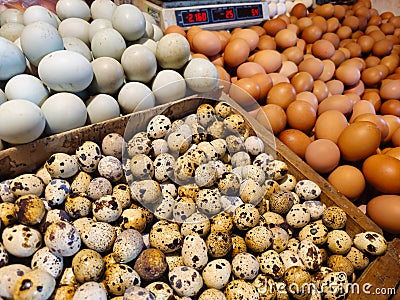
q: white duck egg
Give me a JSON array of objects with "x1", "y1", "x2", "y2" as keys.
[
  {"x1": 23, "y1": 5, "x2": 58, "y2": 27},
  {"x1": 152, "y1": 24, "x2": 163, "y2": 41},
  {"x1": 0, "y1": 89, "x2": 6, "y2": 104},
  {"x1": 142, "y1": 12, "x2": 156, "y2": 25},
  {"x1": 38, "y1": 50, "x2": 93, "y2": 92},
  {"x1": 63, "y1": 36, "x2": 93, "y2": 61},
  {"x1": 136, "y1": 38, "x2": 157, "y2": 54},
  {"x1": 111, "y1": 4, "x2": 145, "y2": 41},
  {"x1": 156, "y1": 33, "x2": 190, "y2": 69},
  {"x1": 89, "y1": 56, "x2": 125, "y2": 94},
  {"x1": 0, "y1": 8, "x2": 23, "y2": 25},
  {"x1": 152, "y1": 70, "x2": 186, "y2": 105},
  {"x1": 91, "y1": 28, "x2": 126, "y2": 61},
  {"x1": 56, "y1": 0, "x2": 91, "y2": 21},
  {"x1": 118, "y1": 82, "x2": 155, "y2": 114},
  {"x1": 184, "y1": 58, "x2": 219, "y2": 93},
  {"x1": 142, "y1": 17, "x2": 154, "y2": 39},
  {"x1": 58, "y1": 17, "x2": 90, "y2": 45},
  {"x1": 5, "y1": 74, "x2": 49, "y2": 106},
  {"x1": 90, "y1": 0, "x2": 117, "y2": 20},
  {"x1": 41, "y1": 92, "x2": 87, "y2": 134},
  {"x1": 0, "y1": 99, "x2": 45, "y2": 144},
  {"x1": 0, "y1": 36, "x2": 26, "y2": 80},
  {"x1": 87, "y1": 94, "x2": 120, "y2": 124},
  {"x1": 20, "y1": 21, "x2": 64, "y2": 66},
  {"x1": 121, "y1": 44, "x2": 157, "y2": 83},
  {"x1": 0, "y1": 22, "x2": 24, "y2": 42},
  {"x1": 88, "y1": 18, "x2": 112, "y2": 42}
]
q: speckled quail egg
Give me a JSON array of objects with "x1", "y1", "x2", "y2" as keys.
[
  {"x1": 217, "y1": 173, "x2": 241, "y2": 196},
  {"x1": 280, "y1": 250, "x2": 304, "y2": 270},
  {"x1": 102, "y1": 133, "x2": 124, "y2": 159},
  {"x1": 353, "y1": 231, "x2": 387, "y2": 256},
  {"x1": 233, "y1": 203, "x2": 260, "y2": 231},
  {"x1": 53, "y1": 285, "x2": 76, "y2": 300},
  {"x1": 260, "y1": 212, "x2": 285, "y2": 228},
  {"x1": 110, "y1": 184, "x2": 130, "y2": 209},
  {"x1": 10, "y1": 174, "x2": 44, "y2": 197},
  {"x1": 58, "y1": 267, "x2": 77, "y2": 287},
  {"x1": 195, "y1": 163, "x2": 217, "y2": 187},
  {"x1": 0, "y1": 264, "x2": 32, "y2": 298},
  {"x1": 167, "y1": 130, "x2": 191, "y2": 155},
  {"x1": 327, "y1": 255, "x2": 354, "y2": 279},
  {"x1": 220, "y1": 195, "x2": 244, "y2": 215},
  {"x1": 209, "y1": 138, "x2": 227, "y2": 158},
  {"x1": 206, "y1": 231, "x2": 232, "y2": 258},
  {"x1": 284, "y1": 266, "x2": 312, "y2": 300},
  {"x1": 269, "y1": 191, "x2": 295, "y2": 214},
  {"x1": 72, "y1": 249, "x2": 105, "y2": 283},
  {"x1": 265, "y1": 160, "x2": 288, "y2": 181},
  {"x1": 154, "y1": 153, "x2": 175, "y2": 182},
  {"x1": 129, "y1": 154, "x2": 154, "y2": 180},
  {"x1": 146, "y1": 282, "x2": 173, "y2": 299},
  {"x1": 173, "y1": 156, "x2": 196, "y2": 183},
  {"x1": 345, "y1": 247, "x2": 370, "y2": 271},
  {"x1": 113, "y1": 229, "x2": 144, "y2": 263},
  {"x1": 241, "y1": 165, "x2": 266, "y2": 186},
  {"x1": 151, "y1": 139, "x2": 169, "y2": 157},
  {"x1": 278, "y1": 174, "x2": 297, "y2": 191},
  {"x1": 44, "y1": 221, "x2": 80, "y2": 257},
  {"x1": 75, "y1": 141, "x2": 102, "y2": 173},
  {"x1": 326, "y1": 230, "x2": 353, "y2": 255},
  {"x1": 13, "y1": 194, "x2": 45, "y2": 225},
  {"x1": 224, "y1": 114, "x2": 246, "y2": 134},
  {"x1": 165, "y1": 252, "x2": 185, "y2": 271},
  {"x1": 45, "y1": 153, "x2": 79, "y2": 179},
  {"x1": 298, "y1": 221, "x2": 329, "y2": 246},
  {"x1": 123, "y1": 286, "x2": 154, "y2": 300},
  {"x1": 185, "y1": 148, "x2": 208, "y2": 167},
  {"x1": 210, "y1": 211, "x2": 233, "y2": 234},
  {"x1": 160, "y1": 182, "x2": 177, "y2": 198},
  {"x1": 287, "y1": 238, "x2": 301, "y2": 252},
  {"x1": 41, "y1": 209, "x2": 70, "y2": 232},
  {"x1": 322, "y1": 206, "x2": 347, "y2": 230},
  {"x1": 245, "y1": 136, "x2": 265, "y2": 156},
  {"x1": 201, "y1": 260, "x2": 231, "y2": 291},
  {"x1": 196, "y1": 104, "x2": 216, "y2": 127},
  {"x1": 173, "y1": 197, "x2": 196, "y2": 223},
  {"x1": 181, "y1": 234, "x2": 208, "y2": 270},
  {"x1": 133, "y1": 248, "x2": 167, "y2": 282},
  {"x1": 73, "y1": 281, "x2": 107, "y2": 300},
  {"x1": 130, "y1": 180, "x2": 162, "y2": 205},
  {"x1": 153, "y1": 192, "x2": 175, "y2": 221},
  {"x1": 207, "y1": 120, "x2": 226, "y2": 139},
  {"x1": 126, "y1": 132, "x2": 152, "y2": 157},
  {"x1": 286, "y1": 204, "x2": 311, "y2": 229},
  {"x1": 184, "y1": 113, "x2": 198, "y2": 126},
  {"x1": 245, "y1": 226, "x2": 273, "y2": 253},
  {"x1": 178, "y1": 183, "x2": 200, "y2": 199},
  {"x1": 270, "y1": 227, "x2": 290, "y2": 253},
  {"x1": 321, "y1": 272, "x2": 348, "y2": 300},
  {"x1": 303, "y1": 201, "x2": 326, "y2": 221},
  {"x1": 64, "y1": 193, "x2": 92, "y2": 219},
  {"x1": 98, "y1": 156, "x2": 123, "y2": 182},
  {"x1": 240, "y1": 179, "x2": 264, "y2": 205},
  {"x1": 86, "y1": 177, "x2": 113, "y2": 200},
  {"x1": 120, "y1": 207, "x2": 147, "y2": 232},
  {"x1": 198, "y1": 288, "x2": 226, "y2": 300},
  {"x1": 13, "y1": 268, "x2": 56, "y2": 300},
  {"x1": 0, "y1": 180, "x2": 15, "y2": 203},
  {"x1": 231, "y1": 152, "x2": 251, "y2": 169},
  {"x1": 225, "y1": 279, "x2": 259, "y2": 300},
  {"x1": 295, "y1": 180, "x2": 321, "y2": 201},
  {"x1": 230, "y1": 234, "x2": 246, "y2": 259},
  {"x1": 45, "y1": 179, "x2": 71, "y2": 206},
  {"x1": 0, "y1": 242, "x2": 8, "y2": 267},
  {"x1": 180, "y1": 212, "x2": 211, "y2": 238},
  {"x1": 196, "y1": 188, "x2": 222, "y2": 215},
  {"x1": 149, "y1": 221, "x2": 183, "y2": 253},
  {"x1": 298, "y1": 239, "x2": 323, "y2": 272},
  {"x1": 168, "y1": 266, "x2": 203, "y2": 297},
  {"x1": 92, "y1": 195, "x2": 122, "y2": 222},
  {"x1": 2, "y1": 224, "x2": 42, "y2": 257},
  {"x1": 257, "y1": 249, "x2": 285, "y2": 279},
  {"x1": 147, "y1": 115, "x2": 171, "y2": 138},
  {"x1": 253, "y1": 152, "x2": 274, "y2": 171},
  {"x1": 71, "y1": 171, "x2": 92, "y2": 194},
  {"x1": 225, "y1": 135, "x2": 245, "y2": 154},
  {"x1": 31, "y1": 246, "x2": 63, "y2": 278},
  {"x1": 252, "y1": 273, "x2": 277, "y2": 300}
]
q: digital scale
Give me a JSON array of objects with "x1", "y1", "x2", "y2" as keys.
[{"x1": 134, "y1": 0, "x2": 271, "y2": 31}]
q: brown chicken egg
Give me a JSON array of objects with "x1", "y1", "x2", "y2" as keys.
[
  {"x1": 319, "y1": 60, "x2": 336, "y2": 82},
  {"x1": 253, "y1": 50, "x2": 282, "y2": 73},
  {"x1": 275, "y1": 29, "x2": 297, "y2": 50},
  {"x1": 361, "y1": 67, "x2": 382, "y2": 86},
  {"x1": 354, "y1": 113, "x2": 389, "y2": 141},
  {"x1": 365, "y1": 56, "x2": 381, "y2": 67},
  {"x1": 312, "y1": 15, "x2": 328, "y2": 33},
  {"x1": 313, "y1": 80, "x2": 330, "y2": 102},
  {"x1": 363, "y1": 154, "x2": 400, "y2": 194},
  {"x1": 349, "y1": 100, "x2": 376, "y2": 122},
  {"x1": 215, "y1": 65, "x2": 231, "y2": 93},
  {"x1": 278, "y1": 129, "x2": 311, "y2": 159},
  {"x1": 326, "y1": 79, "x2": 345, "y2": 95},
  {"x1": 231, "y1": 28, "x2": 260, "y2": 51},
  {"x1": 291, "y1": 3, "x2": 308, "y2": 19},
  {"x1": 296, "y1": 91, "x2": 319, "y2": 111},
  {"x1": 223, "y1": 38, "x2": 250, "y2": 67},
  {"x1": 315, "y1": 110, "x2": 348, "y2": 143},
  {"x1": 318, "y1": 94, "x2": 353, "y2": 116},
  {"x1": 367, "y1": 195, "x2": 400, "y2": 234},
  {"x1": 328, "y1": 165, "x2": 366, "y2": 200},
  {"x1": 382, "y1": 115, "x2": 400, "y2": 142},
  {"x1": 362, "y1": 90, "x2": 381, "y2": 111},
  {"x1": 327, "y1": 17, "x2": 340, "y2": 33},
  {"x1": 337, "y1": 26, "x2": 353, "y2": 40},
  {"x1": 314, "y1": 3, "x2": 334, "y2": 19},
  {"x1": 381, "y1": 99, "x2": 400, "y2": 116},
  {"x1": 333, "y1": 5, "x2": 346, "y2": 20},
  {"x1": 305, "y1": 139, "x2": 341, "y2": 173},
  {"x1": 237, "y1": 62, "x2": 265, "y2": 79},
  {"x1": 258, "y1": 104, "x2": 287, "y2": 134},
  {"x1": 251, "y1": 73, "x2": 273, "y2": 104},
  {"x1": 229, "y1": 78, "x2": 260, "y2": 107},
  {"x1": 257, "y1": 35, "x2": 276, "y2": 50},
  {"x1": 380, "y1": 79, "x2": 400, "y2": 99},
  {"x1": 338, "y1": 121, "x2": 381, "y2": 161},
  {"x1": 299, "y1": 57, "x2": 324, "y2": 80},
  {"x1": 335, "y1": 65, "x2": 361, "y2": 86},
  {"x1": 164, "y1": 25, "x2": 186, "y2": 37},
  {"x1": 266, "y1": 82, "x2": 296, "y2": 109},
  {"x1": 279, "y1": 61, "x2": 298, "y2": 79},
  {"x1": 322, "y1": 32, "x2": 340, "y2": 48},
  {"x1": 312, "y1": 39, "x2": 336, "y2": 59},
  {"x1": 282, "y1": 46, "x2": 304, "y2": 65},
  {"x1": 302, "y1": 25, "x2": 323, "y2": 43},
  {"x1": 372, "y1": 38, "x2": 394, "y2": 57},
  {"x1": 186, "y1": 26, "x2": 203, "y2": 45},
  {"x1": 286, "y1": 100, "x2": 317, "y2": 133},
  {"x1": 291, "y1": 72, "x2": 314, "y2": 93},
  {"x1": 263, "y1": 18, "x2": 287, "y2": 36},
  {"x1": 386, "y1": 147, "x2": 400, "y2": 160},
  {"x1": 297, "y1": 17, "x2": 313, "y2": 31}
]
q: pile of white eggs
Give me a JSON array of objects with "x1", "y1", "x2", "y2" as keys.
[{"x1": 0, "y1": 0, "x2": 220, "y2": 146}]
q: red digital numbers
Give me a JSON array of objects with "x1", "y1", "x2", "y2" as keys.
[
  {"x1": 225, "y1": 9, "x2": 234, "y2": 19},
  {"x1": 187, "y1": 11, "x2": 207, "y2": 23},
  {"x1": 251, "y1": 8, "x2": 259, "y2": 16}
]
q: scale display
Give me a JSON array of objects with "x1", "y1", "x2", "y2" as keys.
[{"x1": 176, "y1": 4, "x2": 263, "y2": 27}]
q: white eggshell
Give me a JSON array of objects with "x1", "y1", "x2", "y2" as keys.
[
  {"x1": 118, "y1": 82, "x2": 155, "y2": 114},
  {"x1": 0, "y1": 89, "x2": 6, "y2": 104},
  {"x1": 121, "y1": 44, "x2": 157, "y2": 83},
  {"x1": 90, "y1": 0, "x2": 117, "y2": 20},
  {"x1": 38, "y1": 50, "x2": 93, "y2": 92},
  {"x1": 56, "y1": 0, "x2": 91, "y2": 21},
  {"x1": 277, "y1": 3, "x2": 287, "y2": 15},
  {"x1": 183, "y1": 58, "x2": 219, "y2": 93},
  {"x1": 142, "y1": 18, "x2": 154, "y2": 39},
  {"x1": 58, "y1": 18, "x2": 90, "y2": 45},
  {"x1": 111, "y1": 4, "x2": 145, "y2": 41},
  {"x1": 268, "y1": 3, "x2": 277, "y2": 18},
  {"x1": 152, "y1": 70, "x2": 186, "y2": 105},
  {"x1": 89, "y1": 57, "x2": 125, "y2": 94},
  {"x1": 136, "y1": 38, "x2": 157, "y2": 54},
  {"x1": 86, "y1": 94, "x2": 120, "y2": 124},
  {"x1": 63, "y1": 37, "x2": 93, "y2": 61},
  {"x1": 41, "y1": 92, "x2": 87, "y2": 134},
  {"x1": 142, "y1": 12, "x2": 156, "y2": 25},
  {"x1": 23, "y1": 5, "x2": 59, "y2": 27},
  {"x1": 91, "y1": 28, "x2": 126, "y2": 61},
  {"x1": 0, "y1": 22, "x2": 24, "y2": 42},
  {"x1": 0, "y1": 36, "x2": 26, "y2": 80},
  {"x1": 0, "y1": 99, "x2": 45, "y2": 144},
  {"x1": 88, "y1": 18, "x2": 113, "y2": 42},
  {"x1": 20, "y1": 21, "x2": 64, "y2": 66},
  {"x1": 5, "y1": 74, "x2": 49, "y2": 106},
  {"x1": 0, "y1": 8, "x2": 23, "y2": 25},
  {"x1": 152, "y1": 24, "x2": 163, "y2": 41},
  {"x1": 156, "y1": 33, "x2": 190, "y2": 69}
]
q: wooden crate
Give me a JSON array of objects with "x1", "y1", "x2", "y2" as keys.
[{"x1": 0, "y1": 96, "x2": 399, "y2": 299}]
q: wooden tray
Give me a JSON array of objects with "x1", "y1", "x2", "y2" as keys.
[{"x1": 0, "y1": 95, "x2": 399, "y2": 299}]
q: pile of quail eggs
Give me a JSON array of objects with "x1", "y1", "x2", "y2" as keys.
[{"x1": 0, "y1": 101, "x2": 388, "y2": 300}]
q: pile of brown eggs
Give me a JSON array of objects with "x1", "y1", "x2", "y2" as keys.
[
  {"x1": 0, "y1": 102, "x2": 388, "y2": 300},
  {"x1": 165, "y1": 0, "x2": 400, "y2": 235}
]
